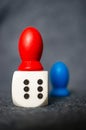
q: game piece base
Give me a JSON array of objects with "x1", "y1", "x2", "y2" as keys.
[{"x1": 51, "y1": 88, "x2": 70, "y2": 97}]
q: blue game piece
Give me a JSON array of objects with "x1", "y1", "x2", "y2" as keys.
[{"x1": 50, "y1": 61, "x2": 70, "y2": 97}]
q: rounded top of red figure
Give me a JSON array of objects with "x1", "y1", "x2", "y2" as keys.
[{"x1": 18, "y1": 26, "x2": 43, "y2": 61}]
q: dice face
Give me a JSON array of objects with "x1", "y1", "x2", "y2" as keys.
[{"x1": 12, "y1": 71, "x2": 48, "y2": 107}]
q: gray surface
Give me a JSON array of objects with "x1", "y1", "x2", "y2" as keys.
[
  {"x1": 0, "y1": 0, "x2": 86, "y2": 129},
  {"x1": 0, "y1": 91, "x2": 86, "y2": 130}
]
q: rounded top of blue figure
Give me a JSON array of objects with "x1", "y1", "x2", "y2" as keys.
[{"x1": 50, "y1": 61, "x2": 69, "y2": 89}]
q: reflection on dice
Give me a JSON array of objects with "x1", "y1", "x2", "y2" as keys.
[{"x1": 12, "y1": 71, "x2": 48, "y2": 107}]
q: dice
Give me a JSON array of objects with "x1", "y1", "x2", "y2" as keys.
[{"x1": 12, "y1": 71, "x2": 48, "y2": 107}]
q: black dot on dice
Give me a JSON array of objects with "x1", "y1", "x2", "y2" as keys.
[
  {"x1": 24, "y1": 86, "x2": 29, "y2": 92},
  {"x1": 23, "y1": 79, "x2": 29, "y2": 85},
  {"x1": 24, "y1": 94, "x2": 29, "y2": 99},
  {"x1": 37, "y1": 79, "x2": 43, "y2": 85},
  {"x1": 37, "y1": 86, "x2": 43, "y2": 92},
  {"x1": 38, "y1": 93, "x2": 43, "y2": 99}
]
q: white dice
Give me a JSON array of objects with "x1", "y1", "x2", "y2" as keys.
[{"x1": 12, "y1": 71, "x2": 48, "y2": 107}]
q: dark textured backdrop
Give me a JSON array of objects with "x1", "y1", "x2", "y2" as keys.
[{"x1": 0, "y1": 0, "x2": 86, "y2": 129}]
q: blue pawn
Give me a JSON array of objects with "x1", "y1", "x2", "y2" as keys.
[{"x1": 50, "y1": 61, "x2": 70, "y2": 97}]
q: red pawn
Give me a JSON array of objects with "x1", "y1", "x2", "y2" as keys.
[{"x1": 18, "y1": 27, "x2": 43, "y2": 71}]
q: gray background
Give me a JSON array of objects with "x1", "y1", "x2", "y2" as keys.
[{"x1": 0, "y1": 0, "x2": 86, "y2": 129}]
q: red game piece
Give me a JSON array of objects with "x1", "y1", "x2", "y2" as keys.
[{"x1": 18, "y1": 27, "x2": 43, "y2": 71}]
